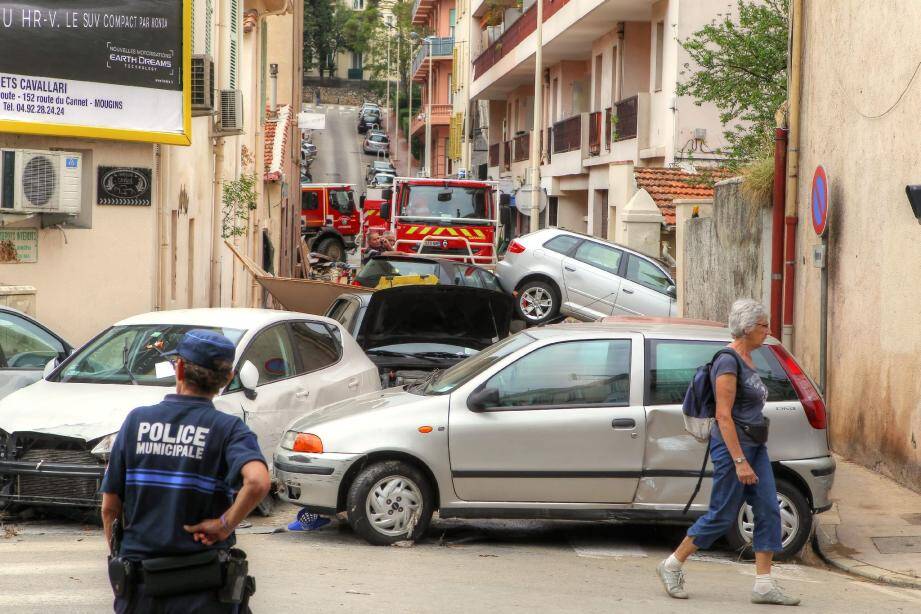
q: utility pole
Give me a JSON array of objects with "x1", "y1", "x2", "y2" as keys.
[
  {"x1": 407, "y1": 72, "x2": 413, "y2": 176},
  {"x1": 395, "y1": 32, "x2": 400, "y2": 156},
  {"x1": 529, "y1": 0, "x2": 544, "y2": 232},
  {"x1": 425, "y1": 37, "x2": 433, "y2": 177},
  {"x1": 386, "y1": 34, "x2": 391, "y2": 130}
]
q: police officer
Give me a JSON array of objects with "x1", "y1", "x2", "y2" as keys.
[{"x1": 100, "y1": 330, "x2": 271, "y2": 613}]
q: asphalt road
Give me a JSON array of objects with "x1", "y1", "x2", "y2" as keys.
[
  {"x1": 2, "y1": 507, "x2": 920, "y2": 613},
  {"x1": 302, "y1": 103, "x2": 367, "y2": 191}
]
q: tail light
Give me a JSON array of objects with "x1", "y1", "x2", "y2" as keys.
[
  {"x1": 508, "y1": 240, "x2": 526, "y2": 254},
  {"x1": 768, "y1": 344, "x2": 826, "y2": 429}
]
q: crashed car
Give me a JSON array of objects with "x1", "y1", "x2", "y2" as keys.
[
  {"x1": 0, "y1": 306, "x2": 71, "y2": 401},
  {"x1": 0, "y1": 308, "x2": 379, "y2": 509},
  {"x1": 354, "y1": 254, "x2": 504, "y2": 291},
  {"x1": 326, "y1": 285, "x2": 513, "y2": 388}
]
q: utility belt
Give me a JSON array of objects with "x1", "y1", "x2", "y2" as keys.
[{"x1": 108, "y1": 548, "x2": 255, "y2": 605}]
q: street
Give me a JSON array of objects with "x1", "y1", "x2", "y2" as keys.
[
  {"x1": 2, "y1": 510, "x2": 920, "y2": 612},
  {"x1": 303, "y1": 103, "x2": 367, "y2": 190}
]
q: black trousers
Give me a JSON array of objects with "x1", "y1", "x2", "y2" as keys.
[{"x1": 114, "y1": 587, "x2": 247, "y2": 614}]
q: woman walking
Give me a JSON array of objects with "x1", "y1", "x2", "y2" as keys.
[{"x1": 656, "y1": 299, "x2": 800, "y2": 606}]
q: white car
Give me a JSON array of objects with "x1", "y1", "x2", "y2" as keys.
[{"x1": 0, "y1": 308, "x2": 380, "y2": 509}]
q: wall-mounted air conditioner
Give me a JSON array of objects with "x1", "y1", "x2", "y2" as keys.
[
  {"x1": 216, "y1": 89, "x2": 244, "y2": 134},
  {"x1": 191, "y1": 54, "x2": 215, "y2": 115},
  {"x1": 0, "y1": 149, "x2": 82, "y2": 215}
]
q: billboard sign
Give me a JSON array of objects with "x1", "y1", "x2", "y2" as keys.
[{"x1": 0, "y1": 1, "x2": 191, "y2": 145}]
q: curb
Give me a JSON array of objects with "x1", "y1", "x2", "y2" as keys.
[{"x1": 813, "y1": 523, "x2": 921, "y2": 590}]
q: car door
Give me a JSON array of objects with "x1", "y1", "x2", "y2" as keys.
[
  {"x1": 449, "y1": 335, "x2": 645, "y2": 503},
  {"x1": 561, "y1": 240, "x2": 625, "y2": 319},
  {"x1": 0, "y1": 311, "x2": 69, "y2": 400},
  {"x1": 615, "y1": 255, "x2": 675, "y2": 316}
]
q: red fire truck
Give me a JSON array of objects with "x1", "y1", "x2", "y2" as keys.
[
  {"x1": 362, "y1": 177, "x2": 500, "y2": 266},
  {"x1": 301, "y1": 183, "x2": 361, "y2": 261}
]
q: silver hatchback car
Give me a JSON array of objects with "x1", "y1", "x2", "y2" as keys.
[
  {"x1": 274, "y1": 318, "x2": 833, "y2": 559},
  {"x1": 497, "y1": 228, "x2": 677, "y2": 324}
]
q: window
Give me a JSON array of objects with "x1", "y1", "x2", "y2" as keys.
[
  {"x1": 645, "y1": 340, "x2": 797, "y2": 406},
  {"x1": 351, "y1": 52, "x2": 363, "y2": 70},
  {"x1": 399, "y1": 185, "x2": 489, "y2": 220},
  {"x1": 355, "y1": 259, "x2": 441, "y2": 288},
  {"x1": 654, "y1": 21, "x2": 664, "y2": 92},
  {"x1": 548, "y1": 196, "x2": 558, "y2": 226},
  {"x1": 352, "y1": 0, "x2": 364, "y2": 9},
  {"x1": 482, "y1": 340, "x2": 632, "y2": 409},
  {"x1": 574, "y1": 241, "x2": 623, "y2": 275},
  {"x1": 0, "y1": 313, "x2": 65, "y2": 369},
  {"x1": 422, "y1": 333, "x2": 537, "y2": 395},
  {"x1": 478, "y1": 270, "x2": 504, "y2": 292},
  {"x1": 239, "y1": 325, "x2": 295, "y2": 386},
  {"x1": 329, "y1": 189, "x2": 355, "y2": 214},
  {"x1": 449, "y1": 9, "x2": 456, "y2": 38},
  {"x1": 626, "y1": 255, "x2": 671, "y2": 294},
  {"x1": 229, "y1": 0, "x2": 240, "y2": 89},
  {"x1": 543, "y1": 234, "x2": 580, "y2": 255},
  {"x1": 327, "y1": 298, "x2": 360, "y2": 332},
  {"x1": 303, "y1": 191, "x2": 319, "y2": 211},
  {"x1": 289, "y1": 321, "x2": 341, "y2": 373}
]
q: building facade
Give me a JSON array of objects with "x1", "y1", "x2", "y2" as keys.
[
  {"x1": 792, "y1": 0, "x2": 921, "y2": 491},
  {"x1": 0, "y1": 0, "x2": 302, "y2": 344},
  {"x1": 467, "y1": 0, "x2": 733, "y2": 250}
]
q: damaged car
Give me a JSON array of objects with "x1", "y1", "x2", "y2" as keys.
[
  {"x1": 0, "y1": 306, "x2": 71, "y2": 400},
  {"x1": 0, "y1": 308, "x2": 379, "y2": 510},
  {"x1": 326, "y1": 285, "x2": 514, "y2": 388}
]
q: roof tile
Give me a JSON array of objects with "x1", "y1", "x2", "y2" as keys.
[{"x1": 633, "y1": 167, "x2": 733, "y2": 224}]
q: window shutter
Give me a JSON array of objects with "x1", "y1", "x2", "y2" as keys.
[
  {"x1": 229, "y1": 0, "x2": 240, "y2": 89},
  {"x1": 205, "y1": 0, "x2": 213, "y2": 56}
]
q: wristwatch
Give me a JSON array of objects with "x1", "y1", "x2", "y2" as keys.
[{"x1": 734, "y1": 456, "x2": 746, "y2": 465}]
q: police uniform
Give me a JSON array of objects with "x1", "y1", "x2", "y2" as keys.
[{"x1": 101, "y1": 331, "x2": 266, "y2": 613}]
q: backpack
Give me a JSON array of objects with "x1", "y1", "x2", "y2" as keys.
[{"x1": 680, "y1": 348, "x2": 744, "y2": 514}]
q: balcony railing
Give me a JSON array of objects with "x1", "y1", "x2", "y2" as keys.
[
  {"x1": 503, "y1": 140, "x2": 511, "y2": 170},
  {"x1": 347, "y1": 68, "x2": 363, "y2": 80},
  {"x1": 552, "y1": 115, "x2": 581, "y2": 154},
  {"x1": 489, "y1": 143, "x2": 500, "y2": 167},
  {"x1": 411, "y1": 104, "x2": 453, "y2": 134},
  {"x1": 605, "y1": 107, "x2": 613, "y2": 150},
  {"x1": 588, "y1": 111, "x2": 602, "y2": 156},
  {"x1": 614, "y1": 96, "x2": 638, "y2": 141},
  {"x1": 473, "y1": 0, "x2": 572, "y2": 79},
  {"x1": 412, "y1": 36, "x2": 454, "y2": 78},
  {"x1": 545, "y1": 127, "x2": 551, "y2": 162},
  {"x1": 513, "y1": 132, "x2": 530, "y2": 162}
]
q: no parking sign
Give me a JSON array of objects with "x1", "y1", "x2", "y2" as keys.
[{"x1": 811, "y1": 165, "x2": 829, "y2": 236}]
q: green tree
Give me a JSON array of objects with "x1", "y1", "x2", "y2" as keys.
[
  {"x1": 303, "y1": 0, "x2": 350, "y2": 77},
  {"x1": 677, "y1": 0, "x2": 788, "y2": 163}
]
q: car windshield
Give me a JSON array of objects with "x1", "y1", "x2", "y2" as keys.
[
  {"x1": 419, "y1": 333, "x2": 536, "y2": 395},
  {"x1": 399, "y1": 185, "x2": 490, "y2": 222},
  {"x1": 54, "y1": 325, "x2": 246, "y2": 386},
  {"x1": 370, "y1": 134, "x2": 388, "y2": 143},
  {"x1": 355, "y1": 259, "x2": 440, "y2": 287}
]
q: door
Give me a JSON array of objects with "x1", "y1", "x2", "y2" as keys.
[
  {"x1": 562, "y1": 239, "x2": 625, "y2": 319},
  {"x1": 0, "y1": 311, "x2": 68, "y2": 399},
  {"x1": 449, "y1": 337, "x2": 645, "y2": 503},
  {"x1": 302, "y1": 188, "x2": 323, "y2": 230},
  {"x1": 615, "y1": 254, "x2": 674, "y2": 316},
  {"x1": 329, "y1": 189, "x2": 359, "y2": 236}
]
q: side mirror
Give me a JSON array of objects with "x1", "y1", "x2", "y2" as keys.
[
  {"x1": 239, "y1": 360, "x2": 259, "y2": 400},
  {"x1": 382, "y1": 188, "x2": 393, "y2": 201},
  {"x1": 666, "y1": 284, "x2": 677, "y2": 299},
  {"x1": 467, "y1": 387, "x2": 499, "y2": 412},
  {"x1": 380, "y1": 201, "x2": 391, "y2": 220},
  {"x1": 359, "y1": 194, "x2": 366, "y2": 208},
  {"x1": 43, "y1": 358, "x2": 57, "y2": 379}
]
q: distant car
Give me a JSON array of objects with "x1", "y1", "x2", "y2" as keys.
[
  {"x1": 497, "y1": 228, "x2": 677, "y2": 325},
  {"x1": 274, "y1": 318, "x2": 833, "y2": 557},
  {"x1": 325, "y1": 285, "x2": 513, "y2": 388},
  {"x1": 354, "y1": 255, "x2": 504, "y2": 291},
  {"x1": 360, "y1": 102, "x2": 380, "y2": 115},
  {"x1": 363, "y1": 133, "x2": 390, "y2": 156},
  {"x1": 0, "y1": 307, "x2": 71, "y2": 401},
  {"x1": 367, "y1": 161, "x2": 396, "y2": 182},
  {"x1": 357, "y1": 110, "x2": 381, "y2": 134},
  {"x1": 0, "y1": 308, "x2": 380, "y2": 509},
  {"x1": 369, "y1": 172, "x2": 395, "y2": 188}
]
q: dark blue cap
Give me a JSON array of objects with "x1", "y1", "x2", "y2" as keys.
[{"x1": 163, "y1": 329, "x2": 236, "y2": 370}]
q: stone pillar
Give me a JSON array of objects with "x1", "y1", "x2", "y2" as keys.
[
  {"x1": 608, "y1": 161, "x2": 635, "y2": 243},
  {"x1": 619, "y1": 188, "x2": 663, "y2": 259},
  {"x1": 674, "y1": 198, "x2": 713, "y2": 317}
]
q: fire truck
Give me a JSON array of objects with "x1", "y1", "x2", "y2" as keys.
[
  {"x1": 301, "y1": 183, "x2": 360, "y2": 262},
  {"x1": 361, "y1": 177, "x2": 501, "y2": 266}
]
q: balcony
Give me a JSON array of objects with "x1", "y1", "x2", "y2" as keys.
[
  {"x1": 613, "y1": 95, "x2": 638, "y2": 141},
  {"x1": 412, "y1": 36, "x2": 454, "y2": 81},
  {"x1": 588, "y1": 111, "x2": 602, "y2": 156},
  {"x1": 412, "y1": 0, "x2": 435, "y2": 25},
  {"x1": 411, "y1": 103, "x2": 453, "y2": 135},
  {"x1": 503, "y1": 141, "x2": 511, "y2": 170},
  {"x1": 552, "y1": 115, "x2": 581, "y2": 154},
  {"x1": 513, "y1": 132, "x2": 530, "y2": 162},
  {"x1": 489, "y1": 143, "x2": 500, "y2": 167}
]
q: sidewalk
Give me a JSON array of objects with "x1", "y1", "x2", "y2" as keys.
[
  {"x1": 388, "y1": 111, "x2": 418, "y2": 176},
  {"x1": 814, "y1": 455, "x2": 921, "y2": 589}
]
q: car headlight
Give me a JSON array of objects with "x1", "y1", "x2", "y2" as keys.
[
  {"x1": 280, "y1": 431, "x2": 323, "y2": 453},
  {"x1": 91, "y1": 433, "x2": 118, "y2": 462}
]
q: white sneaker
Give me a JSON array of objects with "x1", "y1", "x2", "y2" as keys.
[{"x1": 656, "y1": 560, "x2": 689, "y2": 599}]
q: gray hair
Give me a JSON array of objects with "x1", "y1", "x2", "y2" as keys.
[{"x1": 728, "y1": 299, "x2": 768, "y2": 338}]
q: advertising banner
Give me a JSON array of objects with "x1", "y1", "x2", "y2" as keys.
[{"x1": 0, "y1": 1, "x2": 190, "y2": 145}]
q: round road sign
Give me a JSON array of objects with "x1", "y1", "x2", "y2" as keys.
[{"x1": 811, "y1": 165, "x2": 829, "y2": 236}]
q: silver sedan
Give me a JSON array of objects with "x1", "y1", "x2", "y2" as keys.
[{"x1": 273, "y1": 319, "x2": 833, "y2": 559}]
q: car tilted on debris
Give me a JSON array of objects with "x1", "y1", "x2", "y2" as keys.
[
  {"x1": 0, "y1": 308, "x2": 379, "y2": 510},
  {"x1": 274, "y1": 317, "x2": 833, "y2": 559}
]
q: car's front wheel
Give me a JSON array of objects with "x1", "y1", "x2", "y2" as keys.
[
  {"x1": 515, "y1": 280, "x2": 559, "y2": 325},
  {"x1": 725, "y1": 477, "x2": 812, "y2": 561},
  {"x1": 346, "y1": 460, "x2": 434, "y2": 546}
]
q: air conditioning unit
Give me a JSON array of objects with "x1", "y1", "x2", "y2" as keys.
[
  {"x1": 191, "y1": 55, "x2": 215, "y2": 115},
  {"x1": 217, "y1": 89, "x2": 244, "y2": 134},
  {"x1": 0, "y1": 149, "x2": 82, "y2": 215}
]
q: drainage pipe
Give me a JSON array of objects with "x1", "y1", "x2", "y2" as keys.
[
  {"x1": 770, "y1": 125, "x2": 787, "y2": 340},
  {"x1": 782, "y1": 0, "x2": 804, "y2": 350}
]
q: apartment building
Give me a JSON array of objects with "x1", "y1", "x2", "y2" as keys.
[
  {"x1": 0, "y1": 0, "x2": 302, "y2": 343},
  {"x1": 411, "y1": 0, "x2": 457, "y2": 177},
  {"x1": 469, "y1": 0, "x2": 732, "y2": 248},
  {"x1": 449, "y1": 0, "x2": 490, "y2": 177}
]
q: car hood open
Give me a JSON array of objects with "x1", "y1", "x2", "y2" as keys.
[{"x1": 356, "y1": 286, "x2": 513, "y2": 351}]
